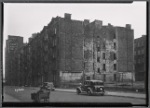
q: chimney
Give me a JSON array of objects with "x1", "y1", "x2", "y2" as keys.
[
  {"x1": 94, "y1": 20, "x2": 103, "y2": 28},
  {"x1": 64, "y1": 13, "x2": 71, "y2": 20},
  {"x1": 83, "y1": 19, "x2": 90, "y2": 26},
  {"x1": 126, "y1": 24, "x2": 131, "y2": 29}
]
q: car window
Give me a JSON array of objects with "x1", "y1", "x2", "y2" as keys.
[{"x1": 93, "y1": 82, "x2": 104, "y2": 85}]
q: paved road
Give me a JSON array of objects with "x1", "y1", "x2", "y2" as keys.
[{"x1": 3, "y1": 86, "x2": 145, "y2": 105}]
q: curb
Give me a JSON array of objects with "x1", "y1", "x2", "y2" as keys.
[
  {"x1": 55, "y1": 89, "x2": 146, "y2": 99},
  {"x1": 106, "y1": 93, "x2": 146, "y2": 99}
]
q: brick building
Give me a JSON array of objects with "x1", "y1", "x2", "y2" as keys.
[
  {"x1": 5, "y1": 35, "x2": 24, "y2": 85},
  {"x1": 6, "y1": 13, "x2": 135, "y2": 86},
  {"x1": 83, "y1": 20, "x2": 134, "y2": 82},
  {"x1": 134, "y1": 35, "x2": 146, "y2": 81}
]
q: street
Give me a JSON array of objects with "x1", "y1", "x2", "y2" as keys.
[{"x1": 3, "y1": 86, "x2": 146, "y2": 105}]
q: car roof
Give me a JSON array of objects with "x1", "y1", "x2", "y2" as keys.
[
  {"x1": 85, "y1": 80, "x2": 103, "y2": 82},
  {"x1": 43, "y1": 82, "x2": 53, "y2": 84}
]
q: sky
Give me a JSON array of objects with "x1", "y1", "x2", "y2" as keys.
[{"x1": 3, "y1": 2, "x2": 146, "y2": 78}]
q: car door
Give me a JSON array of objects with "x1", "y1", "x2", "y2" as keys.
[{"x1": 81, "y1": 81, "x2": 87, "y2": 91}]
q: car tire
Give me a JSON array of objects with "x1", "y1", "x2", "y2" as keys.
[
  {"x1": 76, "y1": 89, "x2": 81, "y2": 95},
  {"x1": 101, "y1": 93, "x2": 104, "y2": 96},
  {"x1": 87, "y1": 89, "x2": 92, "y2": 96}
]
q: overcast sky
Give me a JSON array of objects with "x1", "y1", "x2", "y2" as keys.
[{"x1": 3, "y1": 2, "x2": 146, "y2": 77}]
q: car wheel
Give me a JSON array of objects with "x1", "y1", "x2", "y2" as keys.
[
  {"x1": 87, "y1": 89, "x2": 92, "y2": 96},
  {"x1": 76, "y1": 89, "x2": 81, "y2": 95},
  {"x1": 101, "y1": 93, "x2": 104, "y2": 96}
]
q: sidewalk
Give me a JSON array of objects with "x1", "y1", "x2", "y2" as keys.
[
  {"x1": 55, "y1": 88, "x2": 146, "y2": 99},
  {"x1": 3, "y1": 93, "x2": 20, "y2": 102}
]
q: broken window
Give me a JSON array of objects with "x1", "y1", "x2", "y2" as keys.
[
  {"x1": 114, "y1": 53, "x2": 116, "y2": 60},
  {"x1": 103, "y1": 53, "x2": 105, "y2": 59},
  {"x1": 97, "y1": 57, "x2": 100, "y2": 62},
  {"x1": 103, "y1": 43, "x2": 105, "y2": 49},
  {"x1": 114, "y1": 34, "x2": 116, "y2": 39},
  {"x1": 103, "y1": 64, "x2": 106, "y2": 71},
  {"x1": 93, "y1": 63, "x2": 94, "y2": 70},
  {"x1": 97, "y1": 68, "x2": 100, "y2": 73},
  {"x1": 114, "y1": 42, "x2": 116, "y2": 49},
  {"x1": 97, "y1": 46, "x2": 100, "y2": 51},
  {"x1": 114, "y1": 64, "x2": 117, "y2": 70}
]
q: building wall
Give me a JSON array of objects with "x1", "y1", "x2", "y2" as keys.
[
  {"x1": 116, "y1": 25, "x2": 134, "y2": 72},
  {"x1": 134, "y1": 35, "x2": 146, "y2": 81},
  {"x1": 6, "y1": 13, "x2": 135, "y2": 86},
  {"x1": 5, "y1": 35, "x2": 24, "y2": 85},
  {"x1": 57, "y1": 14, "x2": 84, "y2": 84}
]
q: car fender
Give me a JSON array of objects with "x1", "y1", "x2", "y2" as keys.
[
  {"x1": 77, "y1": 87, "x2": 82, "y2": 92},
  {"x1": 87, "y1": 87, "x2": 93, "y2": 93}
]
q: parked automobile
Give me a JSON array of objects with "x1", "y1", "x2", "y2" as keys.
[
  {"x1": 43, "y1": 82, "x2": 55, "y2": 91},
  {"x1": 76, "y1": 80, "x2": 105, "y2": 96}
]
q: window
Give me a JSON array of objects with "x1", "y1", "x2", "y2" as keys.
[
  {"x1": 103, "y1": 43, "x2": 105, "y2": 49},
  {"x1": 103, "y1": 64, "x2": 106, "y2": 71},
  {"x1": 97, "y1": 46, "x2": 100, "y2": 51},
  {"x1": 44, "y1": 45, "x2": 48, "y2": 51},
  {"x1": 138, "y1": 50, "x2": 140, "y2": 55},
  {"x1": 103, "y1": 53, "x2": 105, "y2": 59},
  {"x1": 134, "y1": 42, "x2": 136, "y2": 47},
  {"x1": 54, "y1": 28, "x2": 57, "y2": 34},
  {"x1": 114, "y1": 64, "x2": 117, "y2": 70},
  {"x1": 97, "y1": 57, "x2": 100, "y2": 62},
  {"x1": 53, "y1": 39, "x2": 57, "y2": 46},
  {"x1": 114, "y1": 33, "x2": 116, "y2": 39},
  {"x1": 138, "y1": 42, "x2": 140, "y2": 47},
  {"x1": 114, "y1": 42, "x2": 116, "y2": 49},
  {"x1": 97, "y1": 68, "x2": 100, "y2": 73},
  {"x1": 134, "y1": 51, "x2": 136, "y2": 55}
]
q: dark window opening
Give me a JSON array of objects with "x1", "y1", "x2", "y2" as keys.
[
  {"x1": 97, "y1": 57, "x2": 100, "y2": 62},
  {"x1": 93, "y1": 63, "x2": 94, "y2": 70},
  {"x1": 103, "y1": 53, "x2": 105, "y2": 59},
  {"x1": 114, "y1": 64, "x2": 117, "y2": 70},
  {"x1": 103, "y1": 64, "x2": 106, "y2": 71},
  {"x1": 97, "y1": 46, "x2": 100, "y2": 51},
  {"x1": 103, "y1": 43, "x2": 105, "y2": 49},
  {"x1": 98, "y1": 68, "x2": 100, "y2": 73},
  {"x1": 114, "y1": 34, "x2": 116, "y2": 39},
  {"x1": 114, "y1": 43, "x2": 116, "y2": 49}
]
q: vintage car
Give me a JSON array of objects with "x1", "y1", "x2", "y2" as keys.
[
  {"x1": 43, "y1": 82, "x2": 55, "y2": 91},
  {"x1": 76, "y1": 80, "x2": 105, "y2": 96}
]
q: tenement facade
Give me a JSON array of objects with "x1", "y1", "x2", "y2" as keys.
[
  {"x1": 5, "y1": 35, "x2": 24, "y2": 85},
  {"x1": 134, "y1": 35, "x2": 146, "y2": 81},
  {"x1": 5, "y1": 13, "x2": 134, "y2": 87}
]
